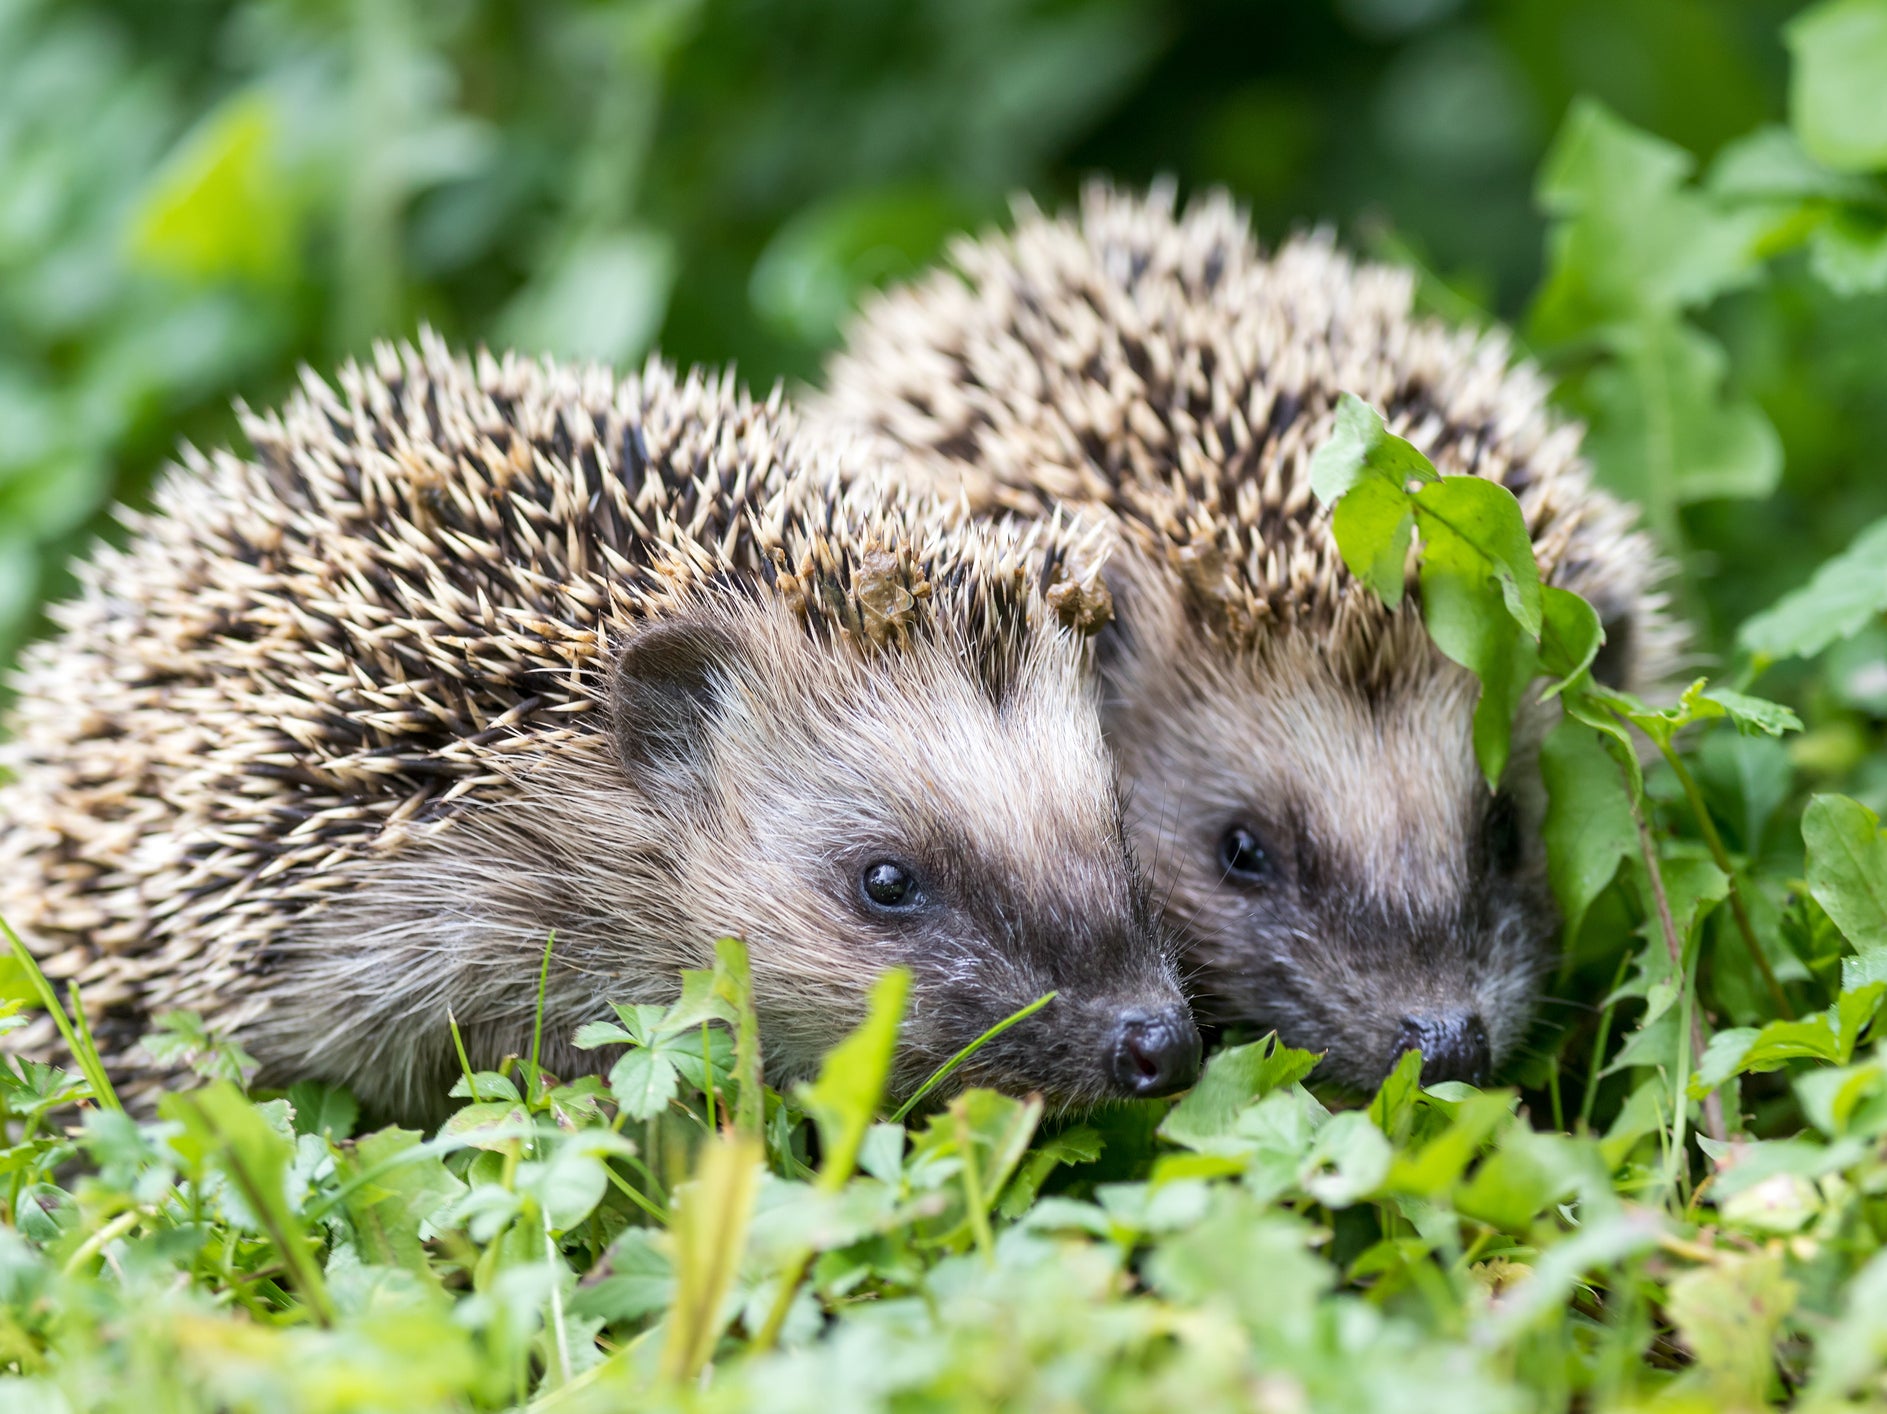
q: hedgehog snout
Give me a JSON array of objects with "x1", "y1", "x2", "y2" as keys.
[
  {"x1": 1390, "y1": 1012, "x2": 1491, "y2": 1087},
  {"x1": 1108, "y1": 1006, "x2": 1201, "y2": 1097}
]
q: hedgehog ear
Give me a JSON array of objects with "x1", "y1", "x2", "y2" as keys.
[{"x1": 608, "y1": 617, "x2": 749, "y2": 797}]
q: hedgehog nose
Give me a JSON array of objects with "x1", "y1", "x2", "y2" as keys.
[
  {"x1": 1394, "y1": 1013, "x2": 1491, "y2": 1086},
  {"x1": 1109, "y1": 1007, "x2": 1201, "y2": 1097}
]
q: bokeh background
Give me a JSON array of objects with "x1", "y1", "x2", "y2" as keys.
[{"x1": 3, "y1": 0, "x2": 1884, "y2": 754}]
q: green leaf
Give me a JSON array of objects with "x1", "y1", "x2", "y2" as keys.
[
  {"x1": 1708, "y1": 124, "x2": 1875, "y2": 202},
  {"x1": 1699, "y1": 686, "x2": 1803, "y2": 738},
  {"x1": 568, "y1": 1228, "x2": 674, "y2": 1325},
  {"x1": 1541, "y1": 722, "x2": 1638, "y2": 942},
  {"x1": 1297, "y1": 1110, "x2": 1391, "y2": 1208},
  {"x1": 1158, "y1": 1034, "x2": 1321, "y2": 1154},
  {"x1": 660, "y1": 1132, "x2": 764, "y2": 1384},
  {"x1": 130, "y1": 91, "x2": 297, "y2": 283},
  {"x1": 498, "y1": 227, "x2": 675, "y2": 365},
  {"x1": 1738, "y1": 515, "x2": 1887, "y2": 661},
  {"x1": 1533, "y1": 99, "x2": 1768, "y2": 340},
  {"x1": 1665, "y1": 1252, "x2": 1798, "y2": 1406},
  {"x1": 1787, "y1": 0, "x2": 1887, "y2": 173},
  {"x1": 608, "y1": 1047, "x2": 680, "y2": 1121},
  {"x1": 798, "y1": 968, "x2": 910, "y2": 1193},
  {"x1": 1454, "y1": 1128, "x2": 1579, "y2": 1234},
  {"x1": 1308, "y1": 393, "x2": 1437, "y2": 606},
  {"x1": 1581, "y1": 318, "x2": 1782, "y2": 517},
  {"x1": 1805, "y1": 794, "x2": 1887, "y2": 954},
  {"x1": 286, "y1": 1081, "x2": 358, "y2": 1142},
  {"x1": 339, "y1": 1127, "x2": 466, "y2": 1281},
  {"x1": 162, "y1": 1082, "x2": 333, "y2": 1323},
  {"x1": 1811, "y1": 210, "x2": 1887, "y2": 293},
  {"x1": 1414, "y1": 475, "x2": 1545, "y2": 639},
  {"x1": 1538, "y1": 586, "x2": 1604, "y2": 690}
]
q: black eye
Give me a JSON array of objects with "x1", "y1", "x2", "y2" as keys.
[
  {"x1": 1218, "y1": 825, "x2": 1272, "y2": 886},
  {"x1": 1485, "y1": 793, "x2": 1523, "y2": 874},
  {"x1": 861, "y1": 860, "x2": 919, "y2": 911}
]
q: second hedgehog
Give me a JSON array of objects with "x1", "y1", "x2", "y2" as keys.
[
  {"x1": 0, "y1": 336, "x2": 1199, "y2": 1119},
  {"x1": 816, "y1": 185, "x2": 1680, "y2": 1091}
]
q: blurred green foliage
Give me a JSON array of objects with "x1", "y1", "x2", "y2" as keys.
[{"x1": 3, "y1": 0, "x2": 1884, "y2": 678}]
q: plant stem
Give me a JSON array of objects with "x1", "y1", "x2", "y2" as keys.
[
  {"x1": 1579, "y1": 951, "x2": 1634, "y2": 1133},
  {"x1": 1657, "y1": 741, "x2": 1795, "y2": 1020},
  {"x1": 954, "y1": 1101, "x2": 996, "y2": 1263},
  {"x1": 890, "y1": 991, "x2": 1057, "y2": 1124},
  {"x1": 1635, "y1": 805, "x2": 1727, "y2": 1165}
]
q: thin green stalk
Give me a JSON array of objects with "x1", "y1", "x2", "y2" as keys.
[
  {"x1": 890, "y1": 991, "x2": 1057, "y2": 1124},
  {"x1": 448, "y1": 1009, "x2": 480, "y2": 1102},
  {"x1": 602, "y1": 1163, "x2": 668, "y2": 1224},
  {"x1": 701, "y1": 1022, "x2": 716, "y2": 1133},
  {"x1": 1657, "y1": 741, "x2": 1794, "y2": 1020},
  {"x1": 1634, "y1": 804, "x2": 1725, "y2": 1200},
  {"x1": 2, "y1": 914, "x2": 121, "y2": 1112},
  {"x1": 1579, "y1": 951, "x2": 1634, "y2": 1133},
  {"x1": 528, "y1": 932, "x2": 556, "y2": 1107},
  {"x1": 954, "y1": 1101, "x2": 995, "y2": 1263}
]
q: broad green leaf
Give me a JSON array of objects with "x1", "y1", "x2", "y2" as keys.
[
  {"x1": 1787, "y1": 0, "x2": 1887, "y2": 173},
  {"x1": 1538, "y1": 586, "x2": 1604, "y2": 690},
  {"x1": 1298, "y1": 1110, "x2": 1390, "y2": 1208},
  {"x1": 1541, "y1": 722, "x2": 1639, "y2": 942},
  {"x1": 1700, "y1": 686, "x2": 1803, "y2": 738},
  {"x1": 517, "y1": 1144, "x2": 610, "y2": 1232},
  {"x1": 1805, "y1": 794, "x2": 1887, "y2": 954},
  {"x1": 286, "y1": 1081, "x2": 358, "y2": 1142},
  {"x1": 1738, "y1": 515, "x2": 1887, "y2": 661},
  {"x1": 499, "y1": 227, "x2": 675, "y2": 365},
  {"x1": 1367, "y1": 1047, "x2": 1424, "y2": 1144},
  {"x1": 339, "y1": 1128, "x2": 466, "y2": 1281},
  {"x1": 1582, "y1": 318, "x2": 1782, "y2": 518},
  {"x1": 1708, "y1": 124, "x2": 1876, "y2": 202},
  {"x1": 1665, "y1": 1252, "x2": 1797, "y2": 1407},
  {"x1": 1689, "y1": 984, "x2": 1885, "y2": 1097},
  {"x1": 1159, "y1": 1034, "x2": 1320, "y2": 1154},
  {"x1": 1812, "y1": 210, "x2": 1887, "y2": 293},
  {"x1": 130, "y1": 91, "x2": 297, "y2": 283},
  {"x1": 1412, "y1": 476, "x2": 1545, "y2": 784},
  {"x1": 1533, "y1": 100, "x2": 1768, "y2": 340},
  {"x1": 1308, "y1": 393, "x2": 1436, "y2": 606},
  {"x1": 998, "y1": 1125, "x2": 1104, "y2": 1218},
  {"x1": 1331, "y1": 477, "x2": 1417, "y2": 607},
  {"x1": 568, "y1": 1228, "x2": 674, "y2": 1325},
  {"x1": 1454, "y1": 1128, "x2": 1579, "y2": 1234},
  {"x1": 1413, "y1": 475, "x2": 1544, "y2": 639},
  {"x1": 1806, "y1": 1248, "x2": 1887, "y2": 1399},
  {"x1": 608, "y1": 1047, "x2": 680, "y2": 1121},
  {"x1": 1420, "y1": 556, "x2": 1537, "y2": 787}
]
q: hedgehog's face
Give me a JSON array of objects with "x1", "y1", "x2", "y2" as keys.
[
  {"x1": 608, "y1": 598, "x2": 1198, "y2": 1108},
  {"x1": 1100, "y1": 596, "x2": 1557, "y2": 1093}
]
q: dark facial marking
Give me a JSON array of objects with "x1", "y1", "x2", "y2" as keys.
[{"x1": 1484, "y1": 792, "x2": 1522, "y2": 876}]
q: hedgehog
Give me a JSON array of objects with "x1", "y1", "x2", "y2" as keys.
[
  {"x1": 0, "y1": 333, "x2": 1202, "y2": 1120},
  {"x1": 811, "y1": 182, "x2": 1681, "y2": 1091}
]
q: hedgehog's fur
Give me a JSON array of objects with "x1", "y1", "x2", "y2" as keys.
[
  {"x1": 0, "y1": 333, "x2": 1194, "y2": 1119},
  {"x1": 813, "y1": 181, "x2": 1682, "y2": 1090}
]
